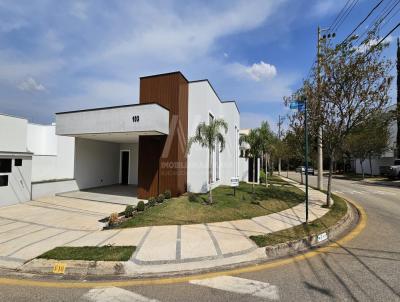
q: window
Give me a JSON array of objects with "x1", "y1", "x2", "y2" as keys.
[
  {"x1": 209, "y1": 113, "x2": 214, "y2": 182},
  {"x1": 216, "y1": 140, "x2": 220, "y2": 181},
  {"x1": 0, "y1": 159, "x2": 12, "y2": 173},
  {"x1": 0, "y1": 175, "x2": 8, "y2": 187},
  {"x1": 15, "y1": 159, "x2": 22, "y2": 166}
]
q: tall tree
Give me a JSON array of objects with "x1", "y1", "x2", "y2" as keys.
[
  {"x1": 258, "y1": 121, "x2": 274, "y2": 187},
  {"x1": 287, "y1": 31, "x2": 393, "y2": 207},
  {"x1": 187, "y1": 118, "x2": 228, "y2": 204},
  {"x1": 397, "y1": 38, "x2": 400, "y2": 158},
  {"x1": 239, "y1": 129, "x2": 262, "y2": 193}
]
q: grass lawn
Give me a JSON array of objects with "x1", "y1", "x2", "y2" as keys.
[
  {"x1": 117, "y1": 178, "x2": 305, "y2": 228},
  {"x1": 38, "y1": 246, "x2": 135, "y2": 261},
  {"x1": 250, "y1": 194, "x2": 348, "y2": 247}
]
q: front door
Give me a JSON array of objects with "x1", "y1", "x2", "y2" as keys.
[{"x1": 121, "y1": 151, "x2": 129, "y2": 185}]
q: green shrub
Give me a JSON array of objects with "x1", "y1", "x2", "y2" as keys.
[
  {"x1": 124, "y1": 205, "x2": 134, "y2": 218},
  {"x1": 148, "y1": 197, "x2": 156, "y2": 207},
  {"x1": 137, "y1": 201, "x2": 145, "y2": 212},
  {"x1": 108, "y1": 212, "x2": 119, "y2": 225},
  {"x1": 164, "y1": 190, "x2": 172, "y2": 199},
  {"x1": 260, "y1": 170, "x2": 266, "y2": 184},
  {"x1": 251, "y1": 200, "x2": 261, "y2": 205},
  {"x1": 157, "y1": 194, "x2": 165, "y2": 203},
  {"x1": 188, "y1": 192, "x2": 197, "y2": 202}
]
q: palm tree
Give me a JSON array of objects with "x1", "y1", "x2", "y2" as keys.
[
  {"x1": 239, "y1": 128, "x2": 262, "y2": 193},
  {"x1": 187, "y1": 118, "x2": 228, "y2": 204},
  {"x1": 258, "y1": 121, "x2": 274, "y2": 187}
]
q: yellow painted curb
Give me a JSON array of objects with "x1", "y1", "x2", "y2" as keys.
[{"x1": 0, "y1": 198, "x2": 366, "y2": 288}]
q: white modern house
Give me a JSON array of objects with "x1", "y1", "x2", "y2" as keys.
[
  {"x1": 354, "y1": 104, "x2": 398, "y2": 175},
  {"x1": 0, "y1": 71, "x2": 250, "y2": 206},
  {"x1": 0, "y1": 114, "x2": 75, "y2": 206}
]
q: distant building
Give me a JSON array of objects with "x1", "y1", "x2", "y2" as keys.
[{"x1": 353, "y1": 104, "x2": 398, "y2": 175}]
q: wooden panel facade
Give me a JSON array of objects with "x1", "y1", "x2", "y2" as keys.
[{"x1": 137, "y1": 72, "x2": 188, "y2": 199}]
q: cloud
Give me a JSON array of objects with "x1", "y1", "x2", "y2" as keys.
[
  {"x1": 0, "y1": 51, "x2": 64, "y2": 82},
  {"x1": 246, "y1": 61, "x2": 277, "y2": 81},
  {"x1": 310, "y1": 0, "x2": 349, "y2": 18},
  {"x1": 355, "y1": 35, "x2": 394, "y2": 53},
  {"x1": 70, "y1": 1, "x2": 88, "y2": 20},
  {"x1": 227, "y1": 61, "x2": 277, "y2": 82},
  {"x1": 17, "y1": 77, "x2": 46, "y2": 92}
]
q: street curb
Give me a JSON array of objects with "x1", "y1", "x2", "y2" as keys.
[{"x1": 263, "y1": 197, "x2": 357, "y2": 259}]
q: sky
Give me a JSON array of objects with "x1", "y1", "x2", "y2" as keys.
[{"x1": 0, "y1": 0, "x2": 398, "y2": 133}]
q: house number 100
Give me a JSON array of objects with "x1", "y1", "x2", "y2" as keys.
[{"x1": 132, "y1": 115, "x2": 139, "y2": 123}]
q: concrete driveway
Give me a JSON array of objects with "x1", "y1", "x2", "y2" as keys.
[{"x1": 0, "y1": 196, "x2": 125, "y2": 269}]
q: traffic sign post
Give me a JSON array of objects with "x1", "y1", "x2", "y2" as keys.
[{"x1": 290, "y1": 98, "x2": 309, "y2": 223}]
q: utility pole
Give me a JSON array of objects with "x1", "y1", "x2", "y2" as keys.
[
  {"x1": 317, "y1": 26, "x2": 324, "y2": 190},
  {"x1": 304, "y1": 98, "x2": 309, "y2": 223},
  {"x1": 316, "y1": 26, "x2": 335, "y2": 190},
  {"x1": 397, "y1": 37, "x2": 400, "y2": 158}
]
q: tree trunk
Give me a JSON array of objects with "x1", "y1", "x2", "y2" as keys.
[
  {"x1": 286, "y1": 159, "x2": 289, "y2": 178},
  {"x1": 360, "y1": 159, "x2": 364, "y2": 180},
  {"x1": 326, "y1": 152, "x2": 334, "y2": 207},
  {"x1": 369, "y1": 155, "x2": 373, "y2": 176},
  {"x1": 208, "y1": 147, "x2": 213, "y2": 204},
  {"x1": 252, "y1": 157, "x2": 256, "y2": 194},
  {"x1": 278, "y1": 158, "x2": 281, "y2": 175},
  {"x1": 265, "y1": 154, "x2": 268, "y2": 187},
  {"x1": 300, "y1": 168, "x2": 304, "y2": 185}
]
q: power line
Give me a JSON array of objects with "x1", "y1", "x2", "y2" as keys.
[
  {"x1": 343, "y1": 0, "x2": 385, "y2": 42},
  {"x1": 331, "y1": 0, "x2": 360, "y2": 33},
  {"x1": 355, "y1": 0, "x2": 400, "y2": 44},
  {"x1": 328, "y1": 0, "x2": 353, "y2": 31},
  {"x1": 365, "y1": 21, "x2": 400, "y2": 56}
]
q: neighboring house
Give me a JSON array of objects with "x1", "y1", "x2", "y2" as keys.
[
  {"x1": 239, "y1": 128, "x2": 260, "y2": 183},
  {"x1": 354, "y1": 104, "x2": 398, "y2": 175},
  {"x1": 0, "y1": 114, "x2": 75, "y2": 206},
  {"x1": 0, "y1": 71, "x2": 249, "y2": 205}
]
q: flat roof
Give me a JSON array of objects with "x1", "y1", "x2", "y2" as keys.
[
  {"x1": 140, "y1": 71, "x2": 189, "y2": 83},
  {"x1": 56, "y1": 102, "x2": 169, "y2": 115}
]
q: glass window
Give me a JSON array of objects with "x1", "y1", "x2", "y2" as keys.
[
  {"x1": 209, "y1": 113, "x2": 214, "y2": 182},
  {"x1": 15, "y1": 159, "x2": 22, "y2": 166},
  {"x1": 0, "y1": 175, "x2": 8, "y2": 187},
  {"x1": 0, "y1": 159, "x2": 12, "y2": 173}
]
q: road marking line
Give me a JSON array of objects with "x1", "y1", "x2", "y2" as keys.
[
  {"x1": 82, "y1": 287, "x2": 159, "y2": 302},
  {"x1": 190, "y1": 276, "x2": 279, "y2": 300},
  {"x1": 0, "y1": 198, "x2": 367, "y2": 288}
]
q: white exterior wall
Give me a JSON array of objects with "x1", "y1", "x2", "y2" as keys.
[
  {"x1": 355, "y1": 157, "x2": 395, "y2": 175},
  {"x1": 239, "y1": 157, "x2": 249, "y2": 181},
  {"x1": 27, "y1": 124, "x2": 75, "y2": 182},
  {"x1": 0, "y1": 114, "x2": 28, "y2": 153},
  {"x1": 74, "y1": 138, "x2": 120, "y2": 189},
  {"x1": 119, "y1": 143, "x2": 139, "y2": 185},
  {"x1": 187, "y1": 81, "x2": 240, "y2": 193},
  {"x1": 0, "y1": 156, "x2": 32, "y2": 206}
]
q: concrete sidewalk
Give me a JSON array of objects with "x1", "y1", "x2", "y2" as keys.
[{"x1": 1, "y1": 178, "x2": 331, "y2": 274}]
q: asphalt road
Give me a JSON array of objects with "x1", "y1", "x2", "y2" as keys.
[{"x1": 1, "y1": 173, "x2": 399, "y2": 302}]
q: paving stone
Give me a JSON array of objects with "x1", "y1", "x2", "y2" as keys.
[
  {"x1": 207, "y1": 222, "x2": 254, "y2": 255},
  {"x1": 181, "y1": 224, "x2": 217, "y2": 259},
  {"x1": 134, "y1": 226, "x2": 177, "y2": 262},
  {"x1": 100, "y1": 227, "x2": 149, "y2": 247}
]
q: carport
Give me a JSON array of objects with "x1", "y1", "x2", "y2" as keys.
[{"x1": 55, "y1": 103, "x2": 170, "y2": 201}]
